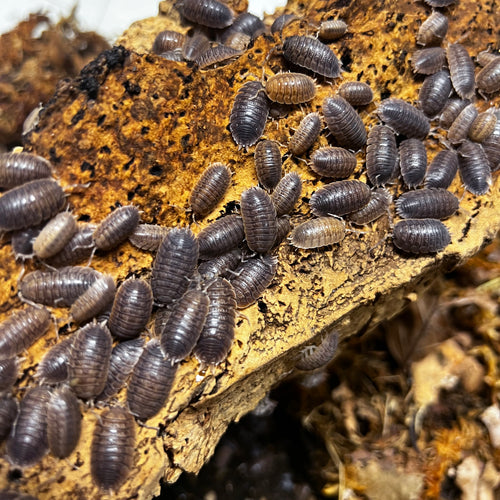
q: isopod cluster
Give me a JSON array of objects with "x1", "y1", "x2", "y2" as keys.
[{"x1": 0, "y1": 0, "x2": 498, "y2": 497}]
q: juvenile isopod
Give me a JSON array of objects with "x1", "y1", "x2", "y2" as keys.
[
  {"x1": 196, "y1": 44, "x2": 242, "y2": 69},
  {"x1": 288, "y1": 112, "x2": 322, "y2": 156},
  {"x1": 458, "y1": 141, "x2": 492, "y2": 195},
  {"x1": 151, "y1": 227, "x2": 199, "y2": 305},
  {"x1": 468, "y1": 111, "x2": 498, "y2": 143},
  {"x1": 271, "y1": 172, "x2": 303, "y2": 216},
  {"x1": 399, "y1": 138, "x2": 427, "y2": 188},
  {"x1": 424, "y1": 150, "x2": 459, "y2": 189},
  {"x1": 310, "y1": 147, "x2": 357, "y2": 179},
  {"x1": 439, "y1": 98, "x2": 471, "y2": 129},
  {"x1": 68, "y1": 323, "x2": 112, "y2": 400},
  {"x1": 6, "y1": 386, "x2": 51, "y2": 467},
  {"x1": 197, "y1": 214, "x2": 245, "y2": 259},
  {"x1": 264, "y1": 72, "x2": 316, "y2": 105},
  {"x1": 318, "y1": 19, "x2": 348, "y2": 40},
  {"x1": 322, "y1": 96, "x2": 367, "y2": 151},
  {"x1": 365, "y1": 125, "x2": 398, "y2": 186},
  {"x1": 295, "y1": 330, "x2": 339, "y2": 370},
  {"x1": 309, "y1": 180, "x2": 371, "y2": 217},
  {"x1": 240, "y1": 186, "x2": 277, "y2": 254},
  {"x1": 0, "y1": 178, "x2": 65, "y2": 231},
  {"x1": 377, "y1": 98, "x2": 430, "y2": 139},
  {"x1": 0, "y1": 396, "x2": 17, "y2": 444},
  {"x1": 254, "y1": 140, "x2": 282, "y2": 190},
  {"x1": 182, "y1": 31, "x2": 211, "y2": 61},
  {"x1": 45, "y1": 223, "x2": 96, "y2": 267},
  {"x1": 393, "y1": 219, "x2": 451, "y2": 254},
  {"x1": 0, "y1": 306, "x2": 51, "y2": 360},
  {"x1": 127, "y1": 339, "x2": 178, "y2": 420},
  {"x1": 0, "y1": 152, "x2": 52, "y2": 189},
  {"x1": 190, "y1": 163, "x2": 232, "y2": 217},
  {"x1": 91, "y1": 406, "x2": 135, "y2": 491},
  {"x1": 128, "y1": 223, "x2": 171, "y2": 252},
  {"x1": 337, "y1": 81, "x2": 373, "y2": 107},
  {"x1": 447, "y1": 103, "x2": 478, "y2": 144},
  {"x1": 230, "y1": 81, "x2": 270, "y2": 149},
  {"x1": 447, "y1": 43, "x2": 475, "y2": 99},
  {"x1": 348, "y1": 188, "x2": 392, "y2": 225},
  {"x1": 93, "y1": 205, "x2": 140, "y2": 251},
  {"x1": 197, "y1": 248, "x2": 242, "y2": 280},
  {"x1": 46, "y1": 386, "x2": 81, "y2": 458},
  {"x1": 289, "y1": 217, "x2": 345, "y2": 249},
  {"x1": 33, "y1": 212, "x2": 78, "y2": 260},
  {"x1": 395, "y1": 188, "x2": 459, "y2": 219},
  {"x1": 476, "y1": 54, "x2": 500, "y2": 95},
  {"x1": 152, "y1": 30, "x2": 185, "y2": 54},
  {"x1": 179, "y1": 0, "x2": 234, "y2": 29},
  {"x1": 35, "y1": 336, "x2": 74, "y2": 384},
  {"x1": 229, "y1": 254, "x2": 278, "y2": 308},
  {"x1": 282, "y1": 35, "x2": 342, "y2": 78},
  {"x1": 417, "y1": 11, "x2": 449, "y2": 46},
  {"x1": 411, "y1": 47, "x2": 446, "y2": 75},
  {"x1": 193, "y1": 278, "x2": 236, "y2": 366},
  {"x1": 418, "y1": 69, "x2": 452, "y2": 118},
  {"x1": 70, "y1": 274, "x2": 116, "y2": 324},
  {"x1": 0, "y1": 357, "x2": 19, "y2": 392},
  {"x1": 108, "y1": 278, "x2": 153, "y2": 340}
]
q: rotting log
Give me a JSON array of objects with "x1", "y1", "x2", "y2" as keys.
[{"x1": 0, "y1": 0, "x2": 499, "y2": 498}]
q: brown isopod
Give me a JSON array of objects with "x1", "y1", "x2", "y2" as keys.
[
  {"x1": 282, "y1": 35, "x2": 342, "y2": 78},
  {"x1": 68, "y1": 323, "x2": 112, "y2": 400},
  {"x1": 108, "y1": 278, "x2": 153, "y2": 340},
  {"x1": 179, "y1": 0, "x2": 234, "y2": 29},
  {"x1": 70, "y1": 274, "x2": 116, "y2": 324},
  {"x1": 0, "y1": 396, "x2": 18, "y2": 444},
  {"x1": 45, "y1": 222, "x2": 96, "y2": 267},
  {"x1": 417, "y1": 11, "x2": 449, "y2": 46},
  {"x1": 229, "y1": 254, "x2": 278, "y2": 308},
  {"x1": 91, "y1": 406, "x2": 135, "y2": 491},
  {"x1": 46, "y1": 386, "x2": 81, "y2": 458},
  {"x1": 447, "y1": 43, "x2": 475, "y2": 99},
  {"x1": 288, "y1": 112, "x2": 322, "y2": 156},
  {"x1": 182, "y1": 31, "x2": 211, "y2": 61},
  {"x1": 93, "y1": 205, "x2": 140, "y2": 251},
  {"x1": 476, "y1": 51, "x2": 499, "y2": 67},
  {"x1": 224, "y1": 32, "x2": 251, "y2": 51},
  {"x1": 152, "y1": 30, "x2": 185, "y2": 54},
  {"x1": 411, "y1": 47, "x2": 446, "y2": 75},
  {"x1": 439, "y1": 98, "x2": 471, "y2": 129},
  {"x1": 190, "y1": 163, "x2": 232, "y2": 217},
  {"x1": 296, "y1": 330, "x2": 339, "y2": 370},
  {"x1": 418, "y1": 69, "x2": 452, "y2": 118},
  {"x1": 20, "y1": 266, "x2": 101, "y2": 307},
  {"x1": 196, "y1": 44, "x2": 242, "y2": 69},
  {"x1": 35, "y1": 336, "x2": 74, "y2": 384},
  {"x1": 322, "y1": 96, "x2": 367, "y2": 151},
  {"x1": 377, "y1": 98, "x2": 430, "y2": 139},
  {"x1": 126, "y1": 339, "x2": 178, "y2": 420},
  {"x1": 318, "y1": 19, "x2": 348, "y2": 40},
  {"x1": 271, "y1": 172, "x2": 303, "y2": 216},
  {"x1": 448, "y1": 103, "x2": 478, "y2": 144},
  {"x1": 33, "y1": 212, "x2": 78, "y2": 260},
  {"x1": 310, "y1": 147, "x2": 357, "y2": 179},
  {"x1": 309, "y1": 180, "x2": 371, "y2": 217},
  {"x1": 0, "y1": 151, "x2": 52, "y2": 189},
  {"x1": 254, "y1": 140, "x2": 282, "y2": 190},
  {"x1": 264, "y1": 72, "x2": 316, "y2": 105},
  {"x1": 289, "y1": 217, "x2": 345, "y2": 249},
  {"x1": 348, "y1": 188, "x2": 392, "y2": 225},
  {"x1": 0, "y1": 305, "x2": 51, "y2": 360},
  {"x1": 0, "y1": 178, "x2": 65, "y2": 232},
  {"x1": 151, "y1": 227, "x2": 199, "y2": 305},
  {"x1": 128, "y1": 223, "x2": 171, "y2": 252},
  {"x1": 424, "y1": 150, "x2": 459, "y2": 189},
  {"x1": 0, "y1": 357, "x2": 19, "y2": 392},
  {"x1": 399, "y1": 138, "x2": 427, "y2": 188},
  {"x1": 393, "y1": 219, "x2": 451, "y2": 254},
  {"x1": 395, "y1": 188, "x2": 459, "y2": 219},
  {"x1": 458, "y1": 141, "x2": 492, "y2": 195},
  {"x1": 337, "y1": 81, "x2": 373, "y2": 107},
  {"x1": 193, "y1": 278, "x2": 236, "y2": 366},
  {"x1": 197, "y1": 214, "x2": 245, "y2": 259},
  {"x1": 476, "y1": 56, "x2": 500, "y2": 95},
  {"x1": 6, "y1": 386, "x2": 51, "y2": 467},
  {"x1": 240, "y1": 186, "x2": 277, "y2": 254},
  {"x1": 365, "y1": 124, "x2": 399, "y2": 186},
  {"x1": 468, "y1": 111, "x2": 498, "y2": 143}
]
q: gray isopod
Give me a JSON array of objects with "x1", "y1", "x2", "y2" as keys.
[
  {"x1": 395, "y1": 188, "x2": 459, "y2": 219},
  {"x1": 446, "y1": 43, "x2": 475, "y2": 99},
  {"x1": 179, "y1": 0, "x2": 234, "y2": 29},
  {"x1": 476, "y1": 57, "x2": 500, "y2": 94},
  {"x1": 271, "y1": 172, "x2": 303, "y2": 216},
  {"x1": 376, "y1": 98, "x2": 430, "y2": 139},
  {"x1": 45, "y1": 223, "x2": 96, "y2": 267},
  {"x1": 289, "y1": 217, "x2": 345, "y2": 249},
  {"x1": 93, "y1": 205, "x2": 140, "y2": 251},
  {"x1": 288, "y1": 112, "x2": 322, "y2": 156},
  {"x1": 365, "y1": 124, "x2": 399, "y2": 186},
  {"x1": 265, "y1": 72, "x2": 316, "y2": 105},
  {"x1": 417, "y1": 11, "x2": 449, "y2": 46},
  {"x1": 424, "y1": 150, "x2": 459, "y2": 189},
  {"x1": 310, "y1": 147, "x2": 357, "y2": 179},
  {"x1": 458, "y1": 141, "x2": 492, "y2": 195},
  {"x1": 318, "y1": 19, "x2": 348, "y2": 40},
  {"x1": 399, "y1": 138, "x2": 427, "y2": 188},
  {"x1": 198, "y1": 248, "x2": 242, "y2": 280},
  {"x1": 411, "y1": 47, "x2": 446, "y2": 75},
  {"x1": 418, "y1": 70, "x2": 452, "y2": 118},
  {"x1": 295, "y1": 330, "x2": 339, "y2": 370},
  {"x1": 309, "y1": 180, "x2": 371, "y2": 217},
  {"x1": 447, "y1": 103, "x2": 478, "y2": 144},
  {"x1": 348, "y1": 188, "x2": 392, "y2": 225},
  {"x1": 0, "y1": 396, "x2": 17, "y2": 444},
  {"x1": 476, "y1": 51, "x2": 500, "y2": 67},
  {"x1": 33, "y1": 212, "x2": 78, "y2": 260},
  {"x1": 70, "y1": 274, "x2": 116, "y2": 324},
  {"x1": 254, "y1": 140, "x2": 282, "y2": 190},
  {"x1": 190, "y1": 163, "x2": 232, "y2": 217},
  {"x1": 128, "y1": 223, "x2": 171, "y2": 252},
  {"x1": 393, "y1": 219, "x2": 451, "y2": 254},
  {"x1": 424, "y1": 0, "x2": 455, "y2": 6},
  {"x1": 337, "y1": 81, "x2": 373, "y2": 107},
  {"x1": 35, "y1": 336, "x2": 74, "y2": 384},
  {"x1": 220, "y1": 12, "x2": 265, "y2": 41},
  {"x1": 0, "y1": 357, "x2": 19, "y2": 393},
  {"x1": 197, "y1": 214, "x2": 245, "y2": 259},
  {"x1": 482, "y1": 118, "x2": 500, "y2": 171},
  {"x1": 0, "y1": 152, "x2": 52, "y2": 189}
]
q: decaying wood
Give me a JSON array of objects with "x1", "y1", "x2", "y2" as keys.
[{"x1": 0, "y1": 0, "x2": 499, "y2": 498}]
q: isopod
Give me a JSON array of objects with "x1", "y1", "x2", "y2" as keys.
[
  {"x1": 424, "y1": 150, "x2": 459, "y2": 189},
  {"x1": 90, "y1": 406, "x2": 135, "y2": 491},
  {"x1": 271, "y1": 172, "x2": 303, "y2": 216},
  {"x1": 108, "y1": 278, "x2": 153, "y2": 340},
  {"x1": 447, "y1": 103, "x2": 478, "y2": 144},
  {"x1": 322, "y1": 96, "x2": 367, "y2": 151},
  {"x1": 68, "y1": 323, "x2": 112, "y2": 400},
  {"x1": 0, "y1": 152, "x2": 52, "y2": 189},
  {"x1": 273, "y1": 216, "x2": 292, "y2": 248},
  {"x1": 197, "y1": 248, "x2": 242, "y2": 280},
  {"x1": 348, "y1": 188, "x2": 392, "y2": 225},
  {"x1": 417, "y1": 11, "x2": 449, "y2": 46},
  {"x1": 376, "y1": 98, "x2": 430, "y2": 139},
  {"x1": 179, "y1": 0, "x2": 234, "y2": 29},
  {"x1": 0, "y1": 396, "x2": 17, "y2": 444},
  {"x1": 11, "y1": 225, "x2": 41, "y2": 260},
  {"x1": 296, "y1": 330, "x2": 339, "y2": 370},
  {"x1": 365, "y1": 124, "x2": 398, "y2": 186},
  {"x1": 254, "y1": 140, "x2": 282, "y2": 190},
  {"x1": 282, "y1": 35, "x2": 342, "y2": 78},
  {"x1": 197, "y1": 214, "x2": 245, "y2": 259},
  {"x1": 0, "y1": 178, "x2": 65, "y2": 231},
  {"x1": 309, "y1": 180, "x2": 371, "y2": 217},
  {"x1": 46, "y1": 386, "x2": 81, "y2": 458},
  {"x1": 128, "y1": 223, "x2": 171, "y2": 252},
  {"x1": 318, "y1": 19, "x2": 348, "y2": 40},
  {"x1": 93, "y1": 205, "x2": 140, "y2": 251},
  {"x1": 6, "y1": 386, "x2": 51, "y2": 467},
  {"x1": 310, "y1": 147, "x2": 357, "y2": 179},
  {"x1": 152, "y1": 30, "x2": 185, "y2": 54},
  {"x1": 240, "y1": 186, "x2": 277, "y2": 254},
  {"x1": 476, "y1": 50, "x2": 499, "y2": 67},
  {"x1": 395, "y1": 188, "x2": 459, "y2": 219},
  {"x1": 418, "y1": 69, "x2": 452, "y2": 118},
  {"x1": 288, "y1": 112, "x2": 322, "y2": 156},
  {"x1": 35, "y1": 336, "x2": 74, "y2": 384},
  {"x1": 337, "y1": 81, "x2": 373, "y2": 107},
  {"x1": 399, "y1": 138, "x2": 427, "y2": 188},
  {"x1": 230, "y1": 81, "x2": 270, "y2": 149},
  {"x1": 439, "y1": 98, "x2": 471, "y2": 129},
  {"x1": 458, "y1": 141, "x2": 492, "y2": 195},
  {"x1": 482, "y1": 119, "x2": 500, "y2": 171},
  {"x1": 220, "y1": 12, "x2": 265, "y2": 40},
  {"x1": 70, "y1": 274, "x2": 116, "y2": 324},
  {"x1": 0, "y1": 357, "x2": 19, "y2": 392},
  {"x1": 393, "y1": 218, "x2": 451, "y2": 254},
  {"x1": 151, "y1": 227, "x2": 199, "y2": 305},
  {"x1": 126, "y1": 339, "x2": 178, "y2": 420},
  {"x1": 424, "y1": 0, "x2": 455, "y2": 6},
  {"x1": 411, "y1": 47, "x2": 446, "y2": 75},
  {"x1": 476, "y1": 54, "x2": 500, "y2": 95},
  {"x1": 265, "y1": 72, "x2": 316, "y2": 105},
  {"x1": 446, "y1": 43, "x2": 475, "y2": 99},
  {"x1": 0, "y1": 306, "x2": 51, "y2": 360},
  {"x1": 33, "y1": 212, "x2": 78, "y2": 260},
  {"x1": 468, "y1": 111, "x2": 498, "y2": 143},
  {"x1": 229, "y1": 254, "x2": 278, "y2": 308},
  {"x1": 190, "y1": 163, "x2": 232, "y2": 217},
  {"x1": 45, "y1": 223, "x2": 96, "y2": 267},
  {"x1": 193, "y1": 278, "x2": 236, "y2": 366},
  {"x1": 289, "y1": 217, "x2": 345, "y2": 249},
  {"x1": 270, "y1": 14, "x2": 297, "y2": 34},
  {"x1": 196, "y1": 44, "x2": 242, "y2": 69},
  {"x1": 182, "y1": 31, "x2": 211, "y2": 61},
  {"x1": 224, "y1": 32, "x2": 251, "y2": 51}
]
